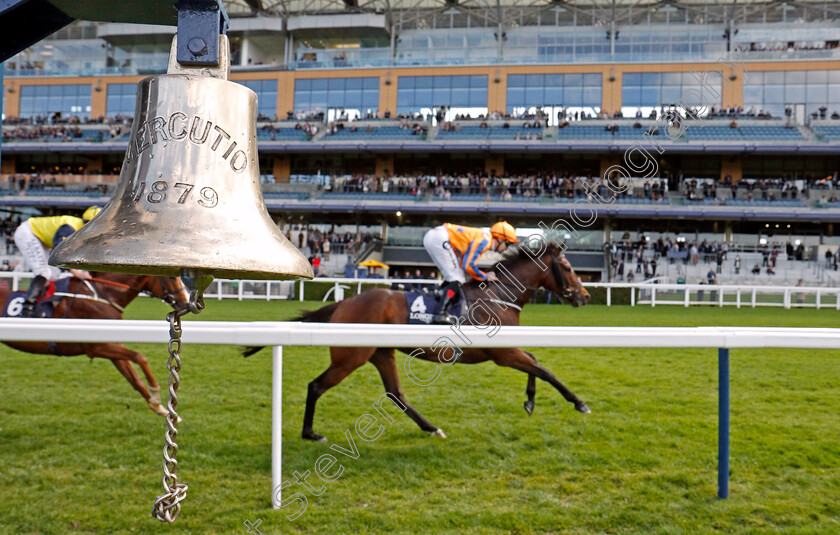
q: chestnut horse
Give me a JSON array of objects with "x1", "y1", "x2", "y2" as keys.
[
  {"x1": 246, "y1": 243, "x2": 591, "y2": 442},
  {"x1": 0, "y1": 273, "x2": 189, "y2": 416}
]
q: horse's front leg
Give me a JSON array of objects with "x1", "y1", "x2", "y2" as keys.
[
  {"x1": 525, "y1": 373, "x2": 536, "y2": 415},
  {"x1": 495, "y1": 348, "x2": 590, "y2": 414},
  {"x1": 523, "y1": 351, "x2": 539, "y2": 415}
]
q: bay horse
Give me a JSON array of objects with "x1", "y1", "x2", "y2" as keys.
[
  {"x1": 245, "y1": 242, "x2": 592, "y2": 442},
  {"x1": 0, "y1": 273, "x2": 190, "y2": 416}
]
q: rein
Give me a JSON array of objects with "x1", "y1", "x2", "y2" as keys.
[
  {"x1": 53, "y1": 276, "x2": 185, "y2": 313},
  {"x1": 87, "y1": 277, "x2": 133, "y2": 290},
  {"x1": 86, "y1": 276, "x2": 185, "y2": 308}
]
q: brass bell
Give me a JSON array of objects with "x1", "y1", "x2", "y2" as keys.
[{"x1": 50, "y1": 36, "x2": 313, "y2": 282}]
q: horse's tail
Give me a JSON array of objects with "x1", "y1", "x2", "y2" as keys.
[
  {"x1": 291, "y1": 301, "x2": 341, "y2": 323},
  {"x1": 241, "y1": 302, "x2": 342, "y2": 357}
]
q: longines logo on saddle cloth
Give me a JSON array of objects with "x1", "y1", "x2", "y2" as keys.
[{"x1": 406, "y1": 290, "x2": 465, "y2": 325}]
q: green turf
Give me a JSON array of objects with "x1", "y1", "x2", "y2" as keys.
[{"x1": 1, "y1": 300, "x2": 838, "y2": 534}]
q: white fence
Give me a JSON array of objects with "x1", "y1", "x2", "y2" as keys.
[
  {"x1": 605, "y1": 282, "x2": 840, "y2": 310},
  {"x1": 1, "y1": 318, "x2": 839, "y2": 507},
  {"x1": 220, "y1": 277, "x2": 840, "y2": 310},
  {"x1": 1, "y1": 273, "x2": 839, "y2": 310}
]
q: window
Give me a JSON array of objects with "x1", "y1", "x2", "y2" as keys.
[
  {"x1": 106, "y1": 83, "x2": 137, "y2": 117},
  {"x1": 397, "y1": 75, "x2": 487, "y2": 116},
  {"x1": 238, "y1": 80, "x2": 278, "y2": 120},
  {"x1": 294, "y1": 77, "x2": 379, "y2": 119},
  {"x1": 744, "y1": 70, "x2": 840, "y2": 119},
  {"x1": 621, "y1": 71, "x2": 722, "y2": 117},
  {"x1": 507, "y1": 73, "x2": 601, "y2": 122},
  {"x1": 19, "y1": 84, "x2": 92, "y2": 119}
]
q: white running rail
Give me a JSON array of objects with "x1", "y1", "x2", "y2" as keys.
[
  {"x1": 2, "y1": 273, "x2": 838, "y2": 309},
  {"x1": 1, "y1": 318, "x2": 839, "y2": 509}
]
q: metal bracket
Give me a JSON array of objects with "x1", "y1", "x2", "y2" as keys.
[{"x1": 175, "y1": 0, "x2": 229, "y2": 67}]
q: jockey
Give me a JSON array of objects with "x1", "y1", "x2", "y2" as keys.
[
  {"x1": 422, "y1": 221, "x2": 518, "y2": 324},
  {"x1": 14, "y1": 206, "x2": 101, "y2": 317}
]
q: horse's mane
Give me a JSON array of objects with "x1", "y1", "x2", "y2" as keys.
[{"x1": 492, "y1": 243, "x2": 552, "y2": 271}]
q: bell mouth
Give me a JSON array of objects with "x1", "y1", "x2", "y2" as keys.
[{"x1": 51, "y1": 257, "x2": 313, "y2": 281}]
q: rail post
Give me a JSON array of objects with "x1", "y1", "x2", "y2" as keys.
[
  {"x1": 718, "y1": 347, "x2": 730, "y2": 499},
  {"x1": 272, "y1": 346, "x2": 283, "y2": 508}
]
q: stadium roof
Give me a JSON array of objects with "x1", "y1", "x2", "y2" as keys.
[{"x1": 222, "y1": 0, "x2": 840, "y2": 25}]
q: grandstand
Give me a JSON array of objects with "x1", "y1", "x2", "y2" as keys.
[{"x1": 0, "y1": 0, "x2": 838, "y2": 286}]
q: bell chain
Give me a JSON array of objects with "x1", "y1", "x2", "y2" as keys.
[{"x1": 152, "y1": 309, "x2": 189, "y2": 523}]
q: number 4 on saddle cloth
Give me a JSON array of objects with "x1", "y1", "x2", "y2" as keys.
[
  {"x1": 3, "y1": 279, "x2": 70, "y2": 319},
  {"x1": 406, "y1": 287, "x2": 465, "y2": 325}
]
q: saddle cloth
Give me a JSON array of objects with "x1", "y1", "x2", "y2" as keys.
[
  {"x1": 2, "y1": 278, "x2": 71, "y2": 319},
  {"x1": 405, "y1": 290, "x2": 464, "y2": 325}
]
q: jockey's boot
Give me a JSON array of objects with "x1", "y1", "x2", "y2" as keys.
[
  {"x1": 21, "y1": 275, "x2": 47, "y2": 318},
  {"x1": 433, "y1": 281, "x2": 461, "y2": 325}
]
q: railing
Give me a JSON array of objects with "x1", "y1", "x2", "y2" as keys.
[
  {"x1": 624, "y1": 282, "x2": 840, "y2": 309},
  {"x1": 263, "y1": 277, "x2": 840, "y2": 310},
  {"x1": 2, "y1": 273, "x2": 838, "y2": 309},
  {"x1": 0, "y1": 318, "x2": 838, "y2": 508}
]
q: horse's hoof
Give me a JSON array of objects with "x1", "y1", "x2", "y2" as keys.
[
  {"x1": 303, "y1": 430, "x2": 327, "y2": 443},
  {"x1": 150, "y1": 402, "x2": 168, "y2": 417},
  {"x1": 575, "y1": 402, "x2": 591, "y2": 414},
  {"x1": 431, "y1": 428, "x2": 447, "y2": 439},
  {"x1": 523, "y1": 401, "x2": 534, "y2": 415},
  {"x1": 149, "y1": 391, "x2": 161, "y2": 407}
]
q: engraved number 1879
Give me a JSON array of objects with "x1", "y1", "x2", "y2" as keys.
[{"x1": 131, "y1": 179, "x2": 217, "y2": 208}]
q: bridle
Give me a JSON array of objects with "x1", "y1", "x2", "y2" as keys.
[
  {"x1": 86, "y1": 276, "x2": 187, "y2": 309},
  {"x1": 549, "y1": 250, "x2": 577, "y2": 302}
]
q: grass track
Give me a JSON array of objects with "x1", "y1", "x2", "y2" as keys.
[{"x1": 0, "y1": 301, "x2": 838, "y2": 534}]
